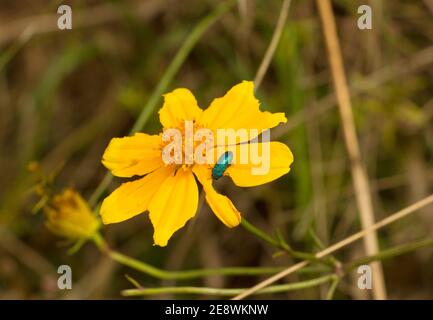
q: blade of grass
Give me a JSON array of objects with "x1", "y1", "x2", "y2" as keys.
[{"x1": 253, "y1": 0, "x2": 291, "y2": 90}]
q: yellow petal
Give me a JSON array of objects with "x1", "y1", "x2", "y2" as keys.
[
  {"x1": 148, "y1": 169, "x2": 199, "y2": 246},
  {"x1": 225, "y1": 141, "x2": 293, "y2": 187},
  {"x1": 102, "y1": 133, "x2": 163, "y2": 178},
  {"x1": 100, "y1": 166, "x2": 174, "y2": 224},
  {"x1": 159, "y1": 88, "x2": 203, "y2": 128},
  {"x1": 197, "y1": 81, "x2": 287, "y2": 142},
  {"x1": 193, "y1": 165, "x2": 241, "y2": 227}
]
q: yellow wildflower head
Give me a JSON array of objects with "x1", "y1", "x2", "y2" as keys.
[
  {"x1": 100, "y1": 81, "x2": 293, "y2": 246},
  {"x1": 44, "y1": 189, "x2": 100, "y2": 240}
]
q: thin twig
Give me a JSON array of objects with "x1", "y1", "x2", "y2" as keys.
[
  {"x1": 254, "y1": 0, "x2": 292, "y2": 90},
  {"x1": 315, "y1": 0, "x2": 386, "y2": 299},
  {"x1": 232, "y1": 193, "x2": 433, "y2": 299},
  {"x1": 122, "y1": 274, "x2": 335, "y2": 297}
]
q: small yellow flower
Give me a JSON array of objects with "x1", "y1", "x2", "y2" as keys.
[
  {"x1": 45, "y1": 189, "x2": 100, "y2": 240},
  {"x1": 100, "y1": 81, "x2": 293, "y2": 246}
]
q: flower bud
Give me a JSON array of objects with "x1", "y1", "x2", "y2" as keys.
[{"x1": 45, "y1": 189, "x2": 100, "y2": 240}]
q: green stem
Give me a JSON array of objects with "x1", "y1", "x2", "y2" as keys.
[
  {"x1": 344, "y1": 238, "x2": 433, "y2": 273},
  {"x1": 109, "y1": 250, "x2": 284, "y2": 280},
  {"x1": 92, "y1": 223, "x2": 286, "y2": 281},
  {"x1": 92, "y1": 232, "x2": 105, "y2": 248},
  {"x1": 88, "y1": 0, "x2": 237, "y2": 207},
  {"x1": 122, "y1": 274, "x2": 335, "y2": 297},
  {"x1": 240, "y1": 217, "x2": 280, "y2": 247},
  {"x1": 92, "y1": 233, "x2": 325, "y2": 280},
  {"x1": 241, "y1": 217, "x2": 334, "y2": 267},
  {"x1": 325, "y1": 276, "x2": 340, "y2": 300}
]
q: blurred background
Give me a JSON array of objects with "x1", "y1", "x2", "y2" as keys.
[{"x1": 1, "y1": 0, "x2": 433, "y2": 299}]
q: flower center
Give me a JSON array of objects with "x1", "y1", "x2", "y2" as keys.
[{"x1": 160, "y1": 120, "x2": 214, "y2": 168}]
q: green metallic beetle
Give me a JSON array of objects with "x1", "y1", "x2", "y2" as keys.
[{"x1": 212, "y1": 151, "x2": 234, "y2": 180}]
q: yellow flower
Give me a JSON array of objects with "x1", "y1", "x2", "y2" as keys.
[
  {"x1": 100, "y1": 81, "x2": 293, "y2": 246},
  {"x1": 45, "y1": 189, "x2": 100, "y2": 240}
]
